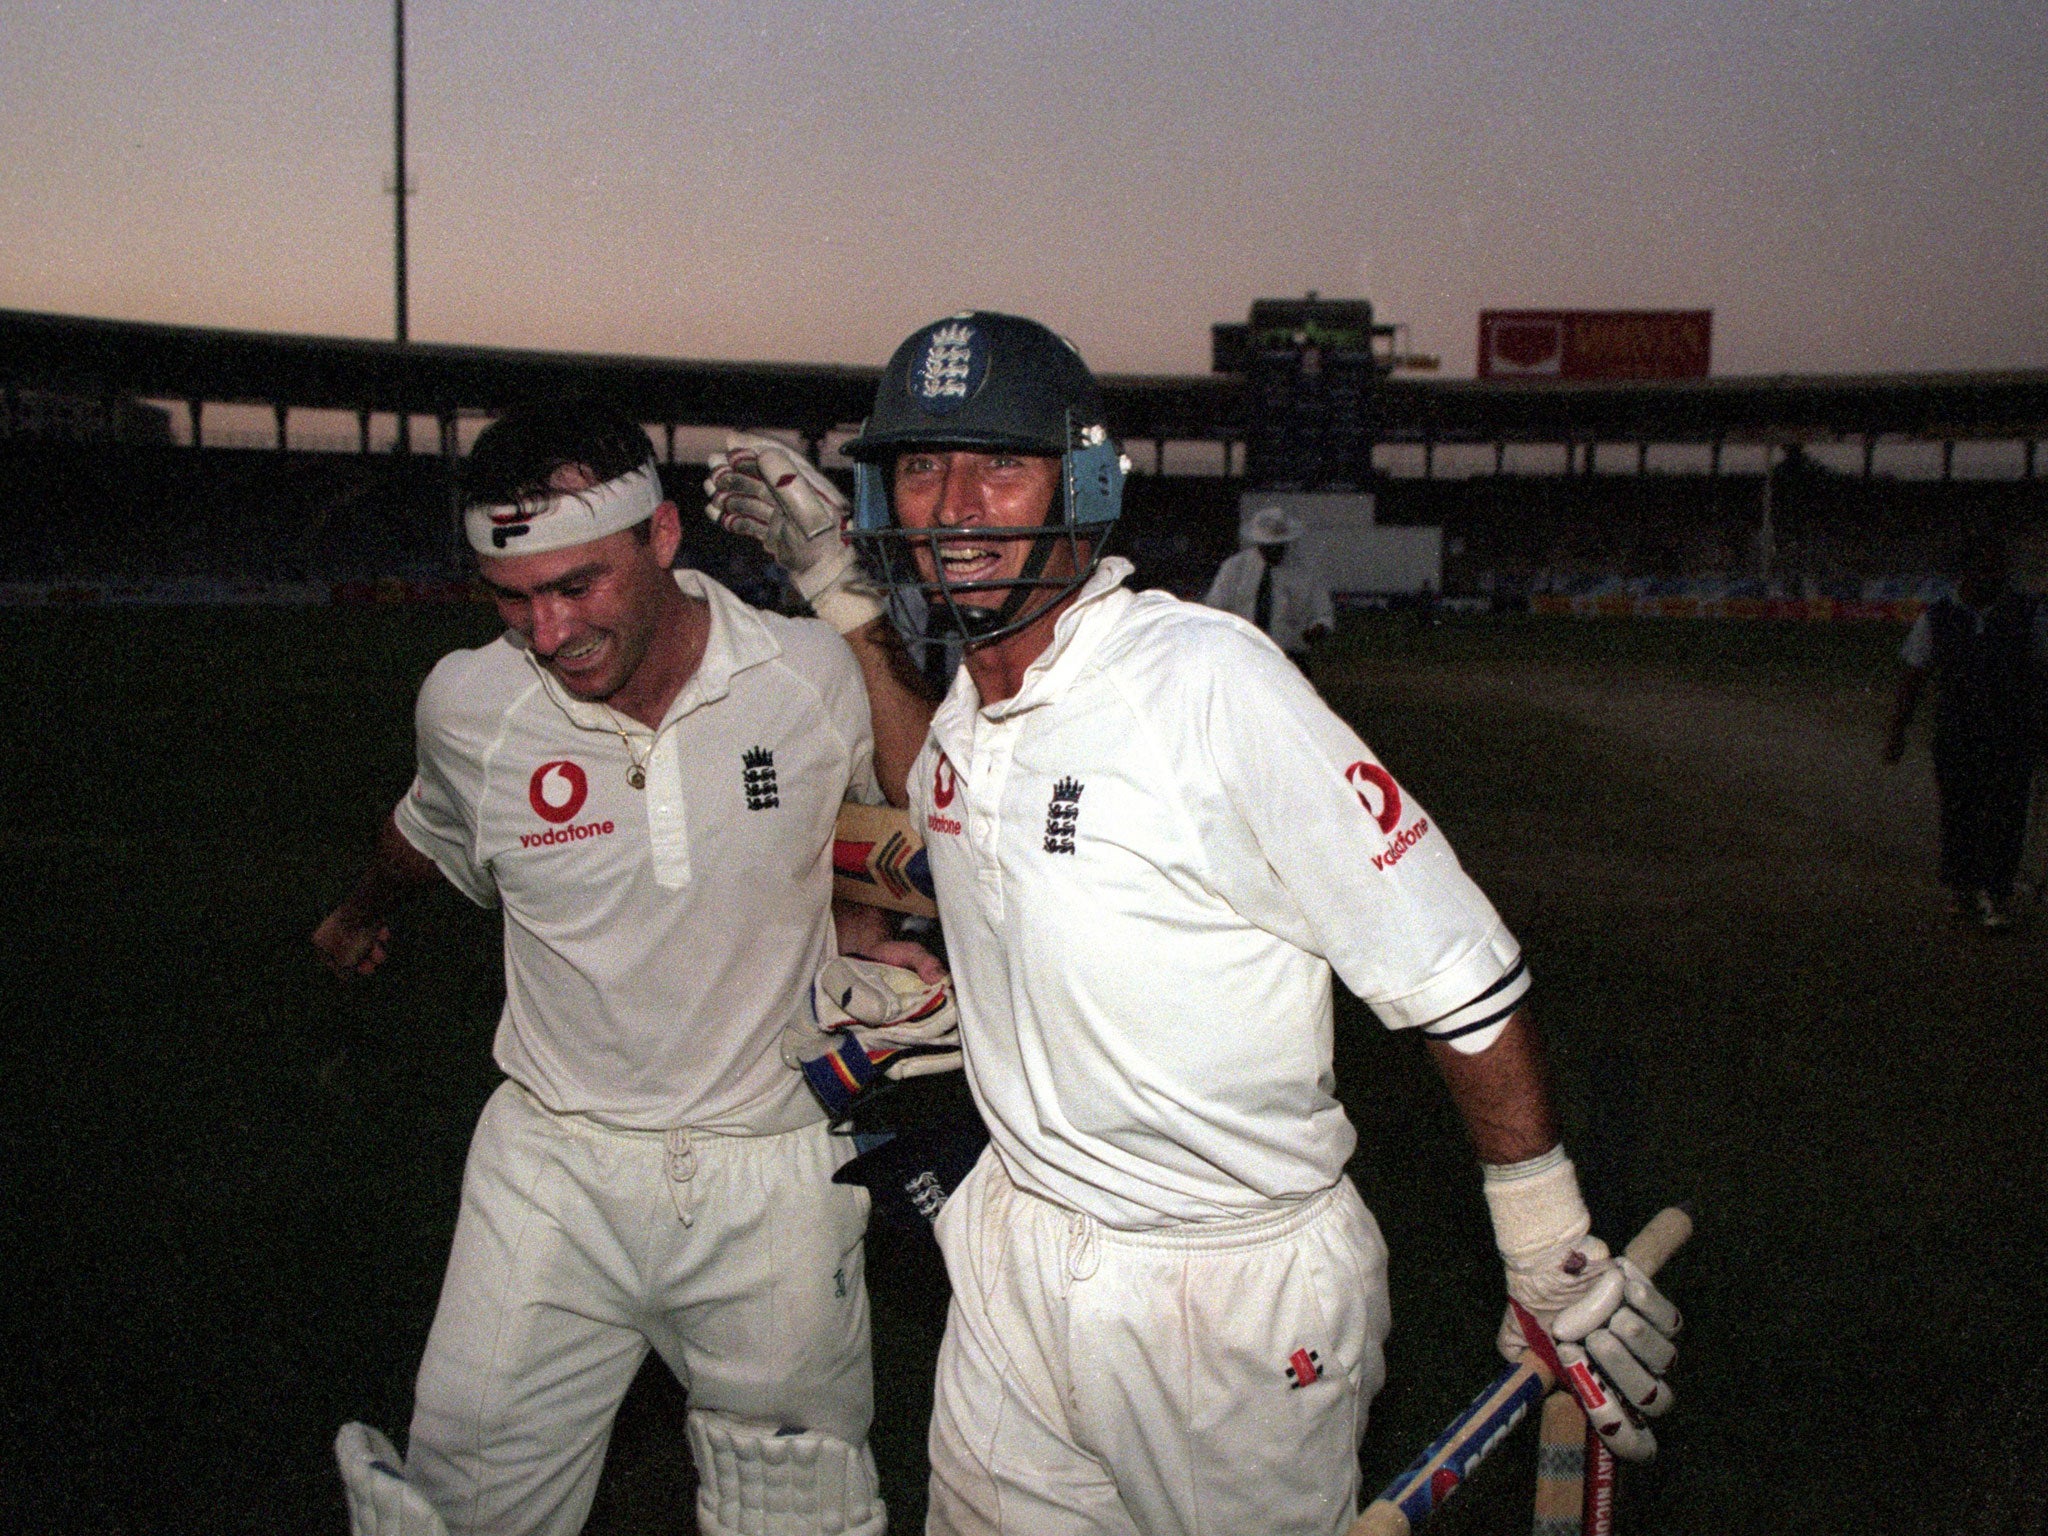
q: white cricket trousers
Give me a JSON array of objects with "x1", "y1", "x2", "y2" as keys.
[
  {"x1": 405, "y1": 1080, "x2": 874, "y2": 1536},
  {"x1": 927, "y1": 1152, "x2": 1391, "y2": 1536}
]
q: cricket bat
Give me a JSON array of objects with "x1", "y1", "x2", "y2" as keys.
[
  {"x1": 833, "y1": 801, "x2": 938, "y2": 919},
  {"x1": 1530, "y1": 1391, "x2": 1587, "y2": 1536},
  {"x1": 1347, "y1": 1206, "x2": 1692, "y2": 1536}
]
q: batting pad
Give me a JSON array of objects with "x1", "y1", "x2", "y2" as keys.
[
  {"x1": 687, "y1": 1411, "x2": 885, "y2": 1536},
  {"x1": 334, "y1": 1423, "x2": 449, "y2": 1536}
]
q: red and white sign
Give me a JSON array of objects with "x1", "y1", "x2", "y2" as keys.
[{"x1": 1477, "y1": 310, "x2": 1711, "y2": 381}]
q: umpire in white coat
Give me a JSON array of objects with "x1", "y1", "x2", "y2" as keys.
[{"x1": 1203, "y1": 504, "x2": 1334, "y2": 669}]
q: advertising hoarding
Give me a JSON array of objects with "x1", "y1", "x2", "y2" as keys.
[{"x1": 1477, "y1": 310, "x2": 1711, "y2": 381}]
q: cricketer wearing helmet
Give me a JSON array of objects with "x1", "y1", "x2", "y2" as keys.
[
  {"x1": 315, "y1": 399, "x2": 942, "y2": 1536},
  {"x1": 709, "y1": 314, "x2": 1682, "y2": 1536}
]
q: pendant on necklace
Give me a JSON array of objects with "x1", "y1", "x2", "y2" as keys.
[{"x1": 626, "y1": 765, "x2": 646, "y2": 790}]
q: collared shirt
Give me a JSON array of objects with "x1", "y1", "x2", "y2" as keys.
[
  {"x1": 1203, "y1": 547, "x2": 1334, "y2": 654},
  {"x1": 909, "y1": 557, "x2": 1526, "y2": 1229},
  {"x1": 395, "y1": 570, "x2": 880, "y2": 1132}
]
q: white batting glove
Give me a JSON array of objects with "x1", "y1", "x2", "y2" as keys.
[
  {"x1": 335, "y1": 1423, "x2": 449, "y2": 1536},
  {"x1": 704, "y1": 431, "x2": 883, "y2": 634},
  {"x1": 1484, "y1": 1151, "x2": 1682, "y2": 1462},
  {"x1": 814, "y1": 954, "x2": 961, "y2": 1075},
  {"x1": 781, "y1": 956, "x2": 961, "y2": 1120}
]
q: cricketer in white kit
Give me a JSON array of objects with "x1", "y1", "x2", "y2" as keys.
[
  {"x1": 709, "y1": 314, "x2": 1685, "y2": 1536},
  {"x1": 315, "y1": 401, "x2": 936, "y2": 1536}
]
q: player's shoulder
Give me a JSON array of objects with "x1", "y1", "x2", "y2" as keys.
[
  {"x1": 416, "y1": 632, "x2": 531, "y2": 723},
  {"x1": 684, "y1": 570, "x2": 850, "y2": 684},
  {"x1": 1097, "y1": 586, "x2": 1293, "y2": 683},
  {"x1": 1088, "y1": 588, "x2": 1323, "y2": 761},
  {"x1": 753, "y1": 604, "x2": 858, "y2": 682}
]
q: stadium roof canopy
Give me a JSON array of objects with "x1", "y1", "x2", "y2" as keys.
[{"x1": 3, "y1": 307, "x2": 2044, "y2": 448}]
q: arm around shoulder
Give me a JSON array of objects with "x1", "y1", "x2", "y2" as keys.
[{"x1": 841, "y1": 615, "x2": 936, "y2": 808}]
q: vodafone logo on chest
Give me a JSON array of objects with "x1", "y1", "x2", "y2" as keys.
[
  {"x1": 1346, "y1": 760, "x2": 1432, "y2": 870},
  {"x1": 529, "y1": 760, "x2": 588, "y2": 823},
  {"x1": 521, "y1": 760, "x2": 616, "y2": 850},
  {"x1": 926, "y1": 754, "x2": 962, "y2": 837}
]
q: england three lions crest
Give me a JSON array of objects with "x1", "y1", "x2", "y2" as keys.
[
  {"x1": 909, "y1": 321, "x2": 988, "y2": 416},
  {"x1": 742, "y1": 747, "x2": 779, "y2": 810},
  {"x1": 1043, "y1": 778, "x2": 1083, "y2": 855}
]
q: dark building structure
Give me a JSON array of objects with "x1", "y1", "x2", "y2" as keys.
[{"x1": 3, "y1": 305, "x2": 2045, "y2": 596}]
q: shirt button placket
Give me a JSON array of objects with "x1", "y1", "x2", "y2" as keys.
[
  {"x1": 971, "y1": 724, "x2": 1014, "y2": 914},
  {"x1": 645, "y1": 731, "x2": 692, "y2": 889}
]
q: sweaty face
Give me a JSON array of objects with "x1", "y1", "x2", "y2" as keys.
[
  {"x1": 478, "y1": 461, "x2": 687, "y2": 704},
  {"x1": 477, "y1": 462, "x2": 682, "y2": 702},
  {"x1": 890, "y1": 449, "x2": 1068, "y2": 608},
  {"x1": 480, "y1": 527, "x2": 674, "y2": 702}
]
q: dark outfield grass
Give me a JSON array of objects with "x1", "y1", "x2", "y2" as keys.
[{"x1": 2, "y1": 605, "x2": 2043, "y2": 1534}]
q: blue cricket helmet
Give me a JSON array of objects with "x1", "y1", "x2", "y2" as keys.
[{"x1": 844, "y1": 312, "x2": 1126, "y2": 646}]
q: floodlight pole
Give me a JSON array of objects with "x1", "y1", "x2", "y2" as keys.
[
  {"x1": 393, "y1": 0, "x2": 411, "y2": 452},
  {"x1": 394, "y1": 0, "x2": 409, "y2": 349}
]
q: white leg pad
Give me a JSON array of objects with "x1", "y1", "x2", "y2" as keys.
[
  {"x1": 334, "y1": 1423, "x2": 450, "y2": 1536},
  {"x1": 686, "y1": 1411, "x2": 887, "y2": 1536}
]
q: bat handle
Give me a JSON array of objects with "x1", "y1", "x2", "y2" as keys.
[
  {"x1": 1349, "y1": 1505, "x2": 1414, "y2": 1536},
  {"x1": 1620, "y1": 1205, "x2": 1692, "y2": 1278},
  {"x1": 1347, "y1": 1206, "x2": 1694, "y2": 1536}
]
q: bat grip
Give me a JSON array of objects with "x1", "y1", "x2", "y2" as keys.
[
  {"x1": 1620, "y1": 1205, "x2": 1692, "y2": 1277},
  {"x1": 1348, "y1": 1505, "x2": 1413, "y2": 1536}
]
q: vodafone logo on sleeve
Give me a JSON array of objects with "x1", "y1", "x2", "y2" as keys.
[
  {"x1": 1344, "y1": 761, "x2": 1402, "y2": 833},
  {"x1": 521, "y1": 760, "x2": 615, "y2": 850},
  {"x1": 1347, "y1": 760, "x2": 1433, "y2": 869}
]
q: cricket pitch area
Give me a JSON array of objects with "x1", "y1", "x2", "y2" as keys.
[{"x1": 2, "y1": 605, "x2": 2042, "y2": 1534}]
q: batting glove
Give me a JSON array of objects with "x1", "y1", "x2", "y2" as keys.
[
  {"x1": 705, "y1": 431, "x2": 883, "y2": 634},
  {"x1": 1484, "y1": 1150, "x2": 1682, "y2": 1462},
  {"x1": 782, "y1": 956, "x2": 962, "y2": 1120},
  {"x1": 335, "y1": 1422, "x2": 449, "y2": 1536}
]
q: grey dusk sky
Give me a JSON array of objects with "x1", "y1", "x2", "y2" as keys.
[{"x1": 1, "y1": 0, "x2": 2043, "y2": 380}]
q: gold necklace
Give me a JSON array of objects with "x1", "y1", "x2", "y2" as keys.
[{"x1": 603, "y1": 708, "x2": 654, "y2": 790}]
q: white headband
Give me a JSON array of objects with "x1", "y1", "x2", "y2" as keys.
[{"x1": 465, "y1": 461, "x2": 665, "y2": 556}]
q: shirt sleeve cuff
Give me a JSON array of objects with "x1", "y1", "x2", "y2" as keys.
[
  {"x1": 392, "y1": 793, "x2": 498, "y2": 909},
  {"x1": 1366, "y1": 922, "x2": 1529, "y2": 1034}
]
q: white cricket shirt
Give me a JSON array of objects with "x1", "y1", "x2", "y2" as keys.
[
  {"x1": 910, "y1": 558, "x2": 1527, "y2": 1228},
  {"x1": 395, "y1": 570, "x2": 880, "y2": 1133}
]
